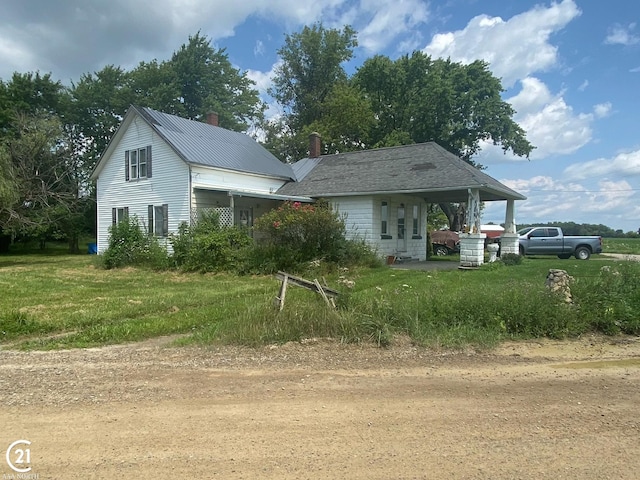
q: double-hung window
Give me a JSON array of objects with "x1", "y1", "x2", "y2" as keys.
[
  {"x1": 412, "y1": 204, "x2": 421, "y2": 238},
  {"x1": 111, "y1": 207, "x2": 129, "y2": 225},
  {"x1": 380, "y1": 201, "x2": 392, "y2": 239},
  {"x1": 148, "y1": 204, "x2": 168, "y2": 237},
  {"x1": 125, "y1": 146, "x2": 152, "y2": 181}
]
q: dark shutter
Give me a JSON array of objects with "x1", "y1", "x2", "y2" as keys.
[
  {"x1": 162, "y1": 204, "x2": 169, "y2": 237},
  {"x1": 124, "y1": 207, "x2": 129, "y2": 218},
  {"x1": 112, "y1": 208, "x2": 116, "y2": 225},
  {"x1": 146, "y1": 145, "x2": 152, "y2": 178},
  {"x1": 125, "y1": 150, "x2": 130, "y2": 181},
  {"x1": 148, "y1": 205, "x2": 154, "y2": 234}
]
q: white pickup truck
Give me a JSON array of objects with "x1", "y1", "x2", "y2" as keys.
[{"x1": 517, "y1": 226, "x2": 603, "y2": 260}]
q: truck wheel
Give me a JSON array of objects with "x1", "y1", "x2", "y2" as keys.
[
  {"x1": 558, "y1": 254, "x2": 571, "y2": 259},
  {"x1": 519, "y1": 246, "x2": 525, "y2": 256},
  {"x1": 434, "y1": 245, "x2": 449, "y2": 256},
  {"x1": 574, "y1": 247, "x2": 591, "y2": 260}
]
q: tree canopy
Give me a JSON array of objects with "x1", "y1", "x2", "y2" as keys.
[
  {"x1": 1, "y1": 24, "x2": 538, "y2": 248},
  {"x1": 0, "y1": 32, "x2": 264, "y2": 251},
  {"x1": 264, "y1": 24, "x2": 534, "y2": 229},
  {"x1": 265, "y1": 24, "x2": 533, "y2": 165}
]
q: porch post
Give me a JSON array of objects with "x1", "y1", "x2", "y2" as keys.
[
  {"x1": 500, "y1": 199, "x2": 520, "y2": 255},
  {"x1": 229, "y1": 193, "x2": 235, "y2": 227},
  {"x1": 459, "y1": 188, "x2": 486, "y2": 267}
]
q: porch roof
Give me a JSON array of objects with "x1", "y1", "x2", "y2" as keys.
[
  {"x1": 278, "y1": 142, "x2": 526, "y2": 203},
  {"x1": 193, "y1": 186, "x2": 313, "y2": 203}
]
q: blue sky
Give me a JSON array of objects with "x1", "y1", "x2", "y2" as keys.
[{"x1": 1, "y1": 0, "x2": 639, "y2": 232}]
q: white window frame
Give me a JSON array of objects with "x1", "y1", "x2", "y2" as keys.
[
  {"x1": 126, "y1": 146, "x2": 151, "y2": 181},
  {"x1": 112, "y1": 207, "x2": 129, "y2": 225},
  {"x1": 381, "y1": 201, "x2": 390, "y2": 238},
  {"x1": 148, "y1": 204, "x2": 168, "y2": 237}
]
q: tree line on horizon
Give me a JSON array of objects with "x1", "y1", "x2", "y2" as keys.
[
  {"x1": 12, "y1": 23, "x2": 630, "y2": 254},
  {"x1": 515, "y1": 221, "x2": 639, "y2": 238}
]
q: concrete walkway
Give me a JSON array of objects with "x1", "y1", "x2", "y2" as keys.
[
  {"x1": 602, "y1": 253, "x2": 640, "y2": 262},
  {"x1": 389, "y1": 260, "x2": 461, "y2": 271}
]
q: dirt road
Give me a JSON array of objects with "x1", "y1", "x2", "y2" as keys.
[{"x1": 1, "y1": 335, "x2": 639, "y2": 479}]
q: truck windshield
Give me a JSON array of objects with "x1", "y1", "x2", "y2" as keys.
[{"x1": 517, "y1": 227, "x2": 534, "y2": 236}]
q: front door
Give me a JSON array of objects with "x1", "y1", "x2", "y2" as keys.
[{"x1": 397, "y1": 205, "x2": 406, "y2": 252}]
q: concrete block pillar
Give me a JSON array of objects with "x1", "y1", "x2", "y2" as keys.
[
  {"x1": 500, "y1": 233, "x2": 520, "y2": 255},
  {"x1": 459, "y1": 233, "x2": 486, "y2": 267}
]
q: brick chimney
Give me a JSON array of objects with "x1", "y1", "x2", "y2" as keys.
[
  {"x1": 206, "y1": 112, "x2": 219, "y2": 127},
  {"x1": 309, "y1": 132, "x2": 321, "y2": 158}
]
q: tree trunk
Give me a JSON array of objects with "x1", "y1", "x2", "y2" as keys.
[
  {"x1": 438, "y1": 203, "x2": 466, "y2": 232},
  {"x1": 68, "y1": 233, "x2": 79, "y2": 254}
]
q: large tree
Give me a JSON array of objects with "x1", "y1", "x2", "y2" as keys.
[
  {"x1": 267, "y1": 29, "x2": 533, "y2": 229},
  {"x1": 0, "y1": 72, "x2": 65, "y2": 133},
  {"x1": 265, "y1": 23, "x2": 358, "y2": 160},
  {"x1": 354, "y1": 52, "x2": 533, "y2": 163},
  {"x1": 169, "y1": 32, "x2": 265, "y2": 130},
  {"x1": 354, "y1": 52, "x2": 534, "y2": 229},
  {"x1": 69, "y1": 32, "x2": 265, "y2": 172},
  {"x1": 0, "y1": 112, "x2": 88, "y2": 249}
]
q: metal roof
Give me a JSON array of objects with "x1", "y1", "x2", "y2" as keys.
[
  {"x1": 136, "y1": 106, "x2": 295, "y2": 181},
  {"x1": 276, "y1": 142, "x2": 526, "y2": 203}
]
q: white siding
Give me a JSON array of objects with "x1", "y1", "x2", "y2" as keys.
[
  {"x1": 333, "y1": 194, "x2": 428, "y2": 261},
  {"x1": 330, "y1": 196, "x2": 374, "y2": 243},
  {"x1": 95, "y1": 117, "x2": 191, "y2": 252},
  {"x1": 191, "y1": 166, "x2": 287, "y2": 195}
]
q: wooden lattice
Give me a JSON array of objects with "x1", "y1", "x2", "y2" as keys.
[{"x1": 190, "y1": 207, "x2": 233, "y2": 226}]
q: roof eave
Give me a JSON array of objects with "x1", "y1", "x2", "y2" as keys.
[{"x1": 283, "y1": 185, "x2": 526, "y2": 202}]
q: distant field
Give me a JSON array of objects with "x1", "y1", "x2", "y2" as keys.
[{"x1": 602, "y1": 237, "x2": 640, "y2": 255}]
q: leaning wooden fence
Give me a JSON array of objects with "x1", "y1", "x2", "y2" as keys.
[{"x1": 274, "y1": 271, "x2": 339, "y2": 311}]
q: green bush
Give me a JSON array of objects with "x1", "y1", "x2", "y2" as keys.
[
  {"x1": 572, "y1": 263, "x2": 640, "y2": 335},
  {"x1": 500, "y1": 253, "x2": 522, "y2": 265},
  {"x1": 101, "y1": 216, "x2": 169, "y2": 269},
  {"x1": 253, "y1": 200, "x2": 378, "y2": 272},
  {"x1": 170, "y1": 209, "x2": 252, "y2": 273}
]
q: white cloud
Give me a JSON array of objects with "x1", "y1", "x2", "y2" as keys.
[
  {"x1": 578, "y1": 79, "x2": 589, "y2": 91},
  {"x1": 246, "y1": 66, "x2": 276, "y2": 95},
  {"x1": 495, "y1": 77, "x2": 593, "y2": 159},
  {"x1": 357, "y1": 0, "x2": 429, "y2": 52},
  {"x1": 254, "y1": 40, "x2": 265, "y2": 57},
  {"x1": 423, "y1": 0, "x2": 581, "y2": 88},
  {"x1": 246, "y1": 60, "x2": 284, "y2": 121},
  {"x1": 593, "y1": 102, "x2": 612, "y2": 118},
  {"x1": 564, "y1": 149, "x2": 640, "y2": 180},
  {"x1": 0, "y1": 0, "x2": 432, "y2": 82},
  {"x1": 483, "y1": 176, "x2": 637, "y2": 227},
  {"x1": 604, "y1": 23, "x2": 640, "y2": 46}
]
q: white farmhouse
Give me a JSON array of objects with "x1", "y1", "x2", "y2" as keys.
[{"x1": 92, "y1": 106, "x2": 525, "y2": 265}]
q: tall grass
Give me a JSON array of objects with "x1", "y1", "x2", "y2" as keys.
[
  {"x1": 1, "y1": 249, "x2": 639, "y2": 350},
  {"x1": 602, "y1": 237, "x2": 640, "y2": 255}
]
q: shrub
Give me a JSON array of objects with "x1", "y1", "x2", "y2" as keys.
[
  {"x1": 170, "y1": 209, "x2": 252, "y2": 273},
  {"x1": 101, "y1": 216, "x2": 169, "y2": 269},
  {"x1": 253, "y1": 200, "x2": 357, "y2": 271},
  {"x1": 572, "y1": 262, "x2": 640, "y2": 335},
  {"x1": 500, "y1": 253, "x2": 522, "y2": 265}
]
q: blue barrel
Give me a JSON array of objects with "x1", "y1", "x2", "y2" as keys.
[{"x1": 87, "y1": 243, "x2": 97, "y2": 254}]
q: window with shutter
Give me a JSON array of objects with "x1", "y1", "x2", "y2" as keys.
[
  {"x1": 125, "y1": 146, "x2": 152, "y2": 181},
  {"x1": 150, "y1": 204, "x2": 169, "y2": 237}
]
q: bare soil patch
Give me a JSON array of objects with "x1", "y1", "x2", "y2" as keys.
[{"x1": 1, "y1": 335, "x2": 639, "y2": 479}]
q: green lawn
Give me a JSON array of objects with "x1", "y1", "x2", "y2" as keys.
[
  {"x1": 602, "y1": 237, "x2": 640, "y2": 255},
  {"x1": 1, "y1": 244, "x2": 638, "y2": 350}
]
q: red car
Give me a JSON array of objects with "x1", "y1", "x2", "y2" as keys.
[{"x1": 430, "y1": 230, "x2": 460, "y2": 256}]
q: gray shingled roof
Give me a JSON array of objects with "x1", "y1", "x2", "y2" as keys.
[
  {"x1": 277, "y1": 142, "x2": 525, "y2": 203},
  {"x1": 135, "y1": 106, "x2": 295, "y2": 180}
]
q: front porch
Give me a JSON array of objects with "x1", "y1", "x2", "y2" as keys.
[{"x1": 191, "y1": 188, "x2": 312, "y2": 231}]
